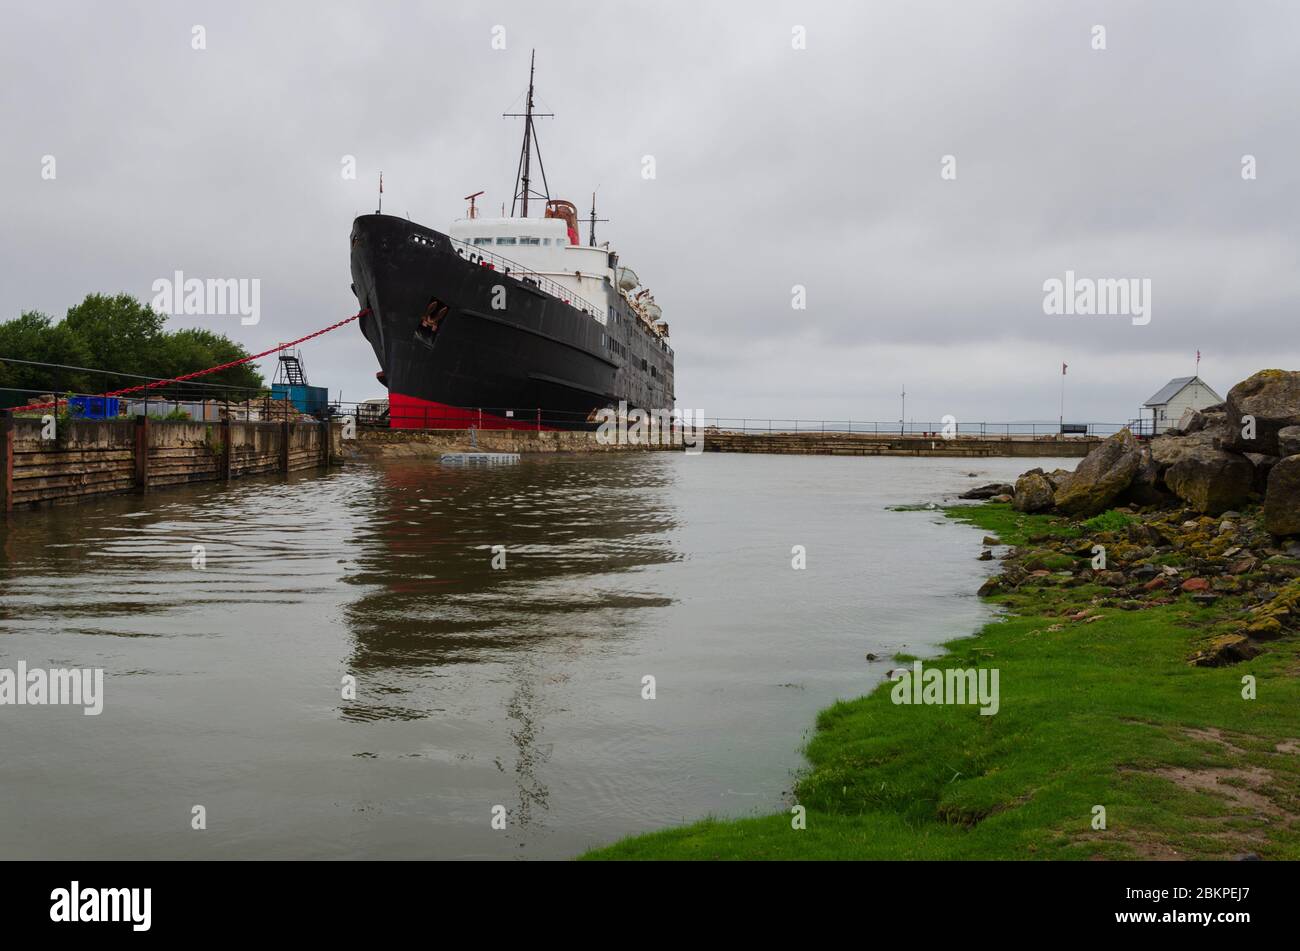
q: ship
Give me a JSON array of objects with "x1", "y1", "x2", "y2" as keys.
[{"x1": 349, "y1": 53, "x2": 675, "y2": 430}]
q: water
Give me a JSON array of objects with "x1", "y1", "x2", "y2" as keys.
[{"x1": 0, "y1": 452, "x2": 1067, "y2": 859}]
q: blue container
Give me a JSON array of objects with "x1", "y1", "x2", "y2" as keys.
[
  {"x1": 67, "y1": 396, "x2": 121, "y2": 420},
  {"x1": 271, "y1": 384, "x2": 328, "y2": 416}
]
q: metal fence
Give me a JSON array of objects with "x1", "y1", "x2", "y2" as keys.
[
  {"x1": 4, "y1": 385, "x2": 1141, "y2": 438},
  {"x1": 324, "y1": 400, "x2": 1129, "y2": 436}
]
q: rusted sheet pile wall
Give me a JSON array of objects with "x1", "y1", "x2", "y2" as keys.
[{"x1": 0, "y1": 415, "x2": 342, "y2": 511}]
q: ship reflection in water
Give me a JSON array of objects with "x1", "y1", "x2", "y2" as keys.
[
  {"x1": 0, "y1": 453, "x2": 1063, "y2": 859},
  {"x1": 339, "y1": 456, "x2": 680, "y2": 843}
]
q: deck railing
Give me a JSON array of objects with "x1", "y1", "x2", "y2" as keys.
[{"x1": 447, "y1": 237, "x2": 606, "y2": 322}]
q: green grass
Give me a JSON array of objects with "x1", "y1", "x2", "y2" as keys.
[{"x1": 581, "y1": 504, "x2": 1300, "y2": 860}]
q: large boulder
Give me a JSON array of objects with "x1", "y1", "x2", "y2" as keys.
[
  {"x1": 1162, "y1": 443, "x2": 1255, "y2": 515},
  {"x1": 1226, "y1": 370, "x2": 1300, "y2": 456},
  {"x1": 1012, "y1": 470, "x2": 1055, "y2": 512},
  {"x1": 1053, "y1": 428, "x2": 1142, "y2": 515},
  {"x1": 1151, "y1": 429, "x2": 1227, "y2": 469},
  {"x1": 1264, "y1": 456, "x2": 1300, "y2": 536}
]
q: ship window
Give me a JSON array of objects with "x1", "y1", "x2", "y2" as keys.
[
  {"x1": 473, "y1": 237, "x2": 492, "y2": 246},
  {"x1": 521, "y1": 236, "x2": 541, "y2": 245},
  {"x1": 543, "y1": 238, "x2": 552, "y2": 246},
  {"x1": 496, "y1": 237, "x2": 517, "y2": 245}
]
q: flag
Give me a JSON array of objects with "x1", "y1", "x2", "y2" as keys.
[
  {"x1": 379, "y1": 172, "x2": 383, "y2": 194},
  {"x1": 1062, "y1": 362, "x2": 1068, "y2": 375}
]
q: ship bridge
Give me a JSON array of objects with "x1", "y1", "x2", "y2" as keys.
[{"x1": 449, "y1": 214, "x2": 616, "y2": 320}]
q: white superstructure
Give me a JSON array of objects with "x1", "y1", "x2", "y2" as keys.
[{"x1": 447, "y1": 212, "x2": 669, "y2": 347}]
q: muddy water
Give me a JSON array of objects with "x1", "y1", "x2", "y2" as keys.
[{"x1": 0, "y1": 453, "x2": 1067, "y2": 858}]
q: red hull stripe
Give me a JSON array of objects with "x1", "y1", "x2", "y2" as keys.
[{"x1": 387, "y1": 392, "x2": 561, "y2": 431}]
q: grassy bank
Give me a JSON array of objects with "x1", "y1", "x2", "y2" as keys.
[{"x1": 581, "y1": 504, "x2": 1300, "y2": 860}]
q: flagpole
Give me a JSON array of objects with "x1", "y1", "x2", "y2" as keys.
[
  {"x1": 1059, "y1": 362, "x2": 1066, "y2": 433},
  {"x1": 377, "y1": 171, "x2": 383, "y2": 215}
]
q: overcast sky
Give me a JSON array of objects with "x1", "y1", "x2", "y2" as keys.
[{"x1": 3, "y1": 1, "x2": 1298, "y2": 425}]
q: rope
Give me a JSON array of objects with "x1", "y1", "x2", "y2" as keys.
[{"x1": 21, "y1": 308, "x2": 370, "y2": 412}]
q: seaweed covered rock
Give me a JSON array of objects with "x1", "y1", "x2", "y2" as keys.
[
  {"x1": 1225, "y1": 369, "x2": 1300, "y2": 456},
  {"x1": 1012, "y1": 470, "x2": 1055, "y2": 513},
  {"x1": 1053, "y1": 428, "x2": 1142, "y2": 516}
]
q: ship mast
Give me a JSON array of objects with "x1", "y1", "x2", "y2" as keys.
[
  {"x1": 505, "y1": 50, "x2": 553, "y2": 217},
  {"x1": 587, "y1": 190, "x2": 608, "y2": 247}
]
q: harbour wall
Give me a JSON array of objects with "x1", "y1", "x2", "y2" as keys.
[
  {"x1": 0, "y1": 414, "x2": 343, "y2": 511},
  {"x1": 353, "y1": 428, "x2": 1100, "y2": 459},
  {"x1": 699, "y1": 431, "x2": 1100, "y2": 457}
]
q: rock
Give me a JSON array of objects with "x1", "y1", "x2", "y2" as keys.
[
  {"x1": 1143, "y1": 577, "x2": 1168, "y2": 591},
  {"x1": 1181, "y1": 578, "x2": 1210, "y2": 592},
  {"x1": 1013, "y1": 471, "x2": 1055, "y2": 513},
  {"x1": 982, "y1": 536, "x2": 1002, "y2": 546},
  {"x1": 1190, "y1": 634, "x2": 1261, "y2": 667},
  {"x1": 990, "y1": 494, "x2": 1013, "y2": 503},
  {"x1": 1172, "y1": 407, "x2": 1205, "y2": 434},
  {"x1": 1219, "y1": 520, "x2": 1237, "y2": 534},
  {"x1": 1264, "y1": 455, "x2": 1300, "y2": 536},
  {"x1": 1279, "y1": 426, "x2": 1300, "y2": 458},
  {"x1": 978, "y1": 549, "x2": 993, "y2": 561},
  {"x1": 1045, "y1": 468, "x2": 1074, "y2": 492},
  {"x1": 1053, "y1": 429, "x2": 1143, "y2": 516},
  {"x1": 1161, "y1": 439, "x2": 1255, "y2": 515},
  {"x1": 1226, "y1": 369, "x2": 1300, "y2": 456},
  {"x1": 1228, "y1": 555, "x2": 1258, "y2": 575},
  {"x1": 1127, "y1": 522, "x2": 1169, "y2": 547},
  {"x1": 960, "y1": 482, "x2": 1014, "y2": 500},
  {"x1": 1151, "y1": 430, "x2": 1226, "y2": 469},
  {"x1": 977, "y1": 577, "x2": 1001, "y2": 597}
]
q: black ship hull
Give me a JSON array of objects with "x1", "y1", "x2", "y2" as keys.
[{"x1": 349, "y1": 214, "x2": 673, "y2": 429}]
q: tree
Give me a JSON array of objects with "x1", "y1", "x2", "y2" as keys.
[
  {"x1": 157, "y1": 328, "x2": 263, "y2": 399},
  {"x1": 62, "y1": 293, "x2": 167, "y2": 382},
  {"x1": 0, "y1": 311, "x2": 93, "y2": 405},
  {"x1": 0, "y1": 293, "x2": 265, "y2": 406}
]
